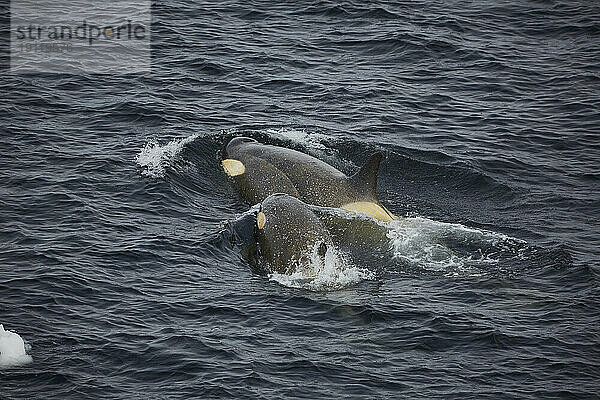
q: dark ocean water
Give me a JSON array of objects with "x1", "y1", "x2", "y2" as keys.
[{"x1": 1, "y1": 0, "x2": 600, "y2": 398}]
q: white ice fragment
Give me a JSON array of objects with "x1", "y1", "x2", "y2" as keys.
[{"x1": 0, "y1": 324, "x2": 32, "y2": 367}]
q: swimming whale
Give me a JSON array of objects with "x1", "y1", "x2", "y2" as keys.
[
  {"x1": 221, "y1": 137, "x2": 396, "y2": 222},
  {"x1": 255, "y1": 193, "x2": 333, "y2": 274}
]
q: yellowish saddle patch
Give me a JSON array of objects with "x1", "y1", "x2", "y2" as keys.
[
  {"x1": 221, "y1": 159, "x2": 245, "y2": 176},
  {"x1": 341, "y1": 201, "x2": 397, "y2": 222}
]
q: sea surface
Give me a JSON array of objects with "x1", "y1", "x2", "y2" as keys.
[{"x1": 1, "y1": 1, "x2": 599, "y2": 398}]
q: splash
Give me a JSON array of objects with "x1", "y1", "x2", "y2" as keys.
[
  {"x1": 262, "y1": 127, "x2": 347, "y2": 171},
  {"x1": 135, "y1": 135, "x2": 198, "y2": 178},
  {"x1": 386, "y1": 216, "x2": 525, "y2": 276},
  {"x1": 269, "y1": 242, "x2": 374, "y2": 291},
  {"x1": 0, "y1": 324, "x2": 32, "y2": 368},
  {"x1": 264, "y1": 127, "x2": 328, "y2": 151}
]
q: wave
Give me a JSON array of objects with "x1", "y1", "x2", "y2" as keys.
[
  {"x1": 385, "y1": 216, "x2": 527, "y2": 277},
  {"x1": 135, "y1": 134, "x2": 199, "y2": 178},
  {"x1": 263, "y1": 127, "x2": 329, "y2": 151}
]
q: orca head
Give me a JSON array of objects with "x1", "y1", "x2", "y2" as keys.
[
  {"x1": 254, "y1": 193, "x2": 332, "y2": 274},
  {"x1": 221, "y1": 136, "x2": 257, "y2": 159}
]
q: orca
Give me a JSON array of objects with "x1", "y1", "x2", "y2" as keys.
[
  {"x1": 254, "y1": 193, "x2": 333, "y2": 274},
  {"x1": 221, "y1": 137, "x2": 396, "y2": 222}
]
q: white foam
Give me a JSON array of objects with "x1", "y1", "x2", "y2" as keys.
[
  {"x1": 269, "y1": 242, "x2": 374, "y2": 291},
  {"x1": 264, "y1": 127, "x2": 328, "y2": 151},
  {"x1": 135, "y1": 134, "x2": 198, "y2": 178},
  {"x1": 0, "y1": 324, "x2": 32, "y2": 368},
  {"x1": 385, "y1": 216, "x2": 522, "y2": 276}
]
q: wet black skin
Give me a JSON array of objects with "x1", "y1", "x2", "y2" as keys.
[
  {"x1": 255, "y1": 193, "x2": 331, "y2": 274},
  {"x1": 222, "y1": 136, "x2": 383, "y2": 208}
]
